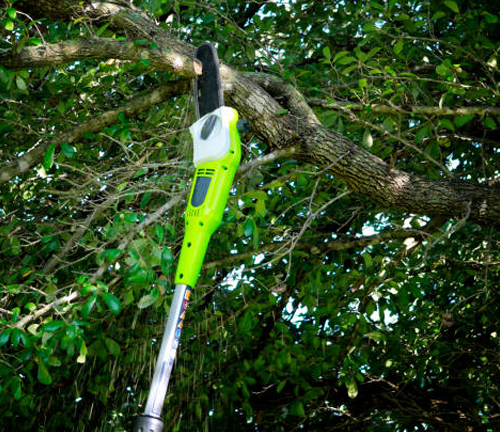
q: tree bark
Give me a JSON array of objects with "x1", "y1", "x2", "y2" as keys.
[{"x1": 0, "y1": 38, "x2": 200, "y2": 76}]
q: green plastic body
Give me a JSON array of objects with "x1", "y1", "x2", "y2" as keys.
[{"x1": 174, "y1": 108, "x2": 241, "y2": 287}]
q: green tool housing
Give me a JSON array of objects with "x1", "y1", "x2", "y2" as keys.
[{"x1": 174, "y1": 107, "x2": 242, "y2": 287}]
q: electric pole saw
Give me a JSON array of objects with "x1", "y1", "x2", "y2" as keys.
[{"x1": 134, "y1": 42, "x2": 242, "y2": 432}]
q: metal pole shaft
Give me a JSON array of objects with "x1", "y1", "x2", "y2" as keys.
[{"x1": 134, "y1": 283, "x2": 192, "y2": 432}]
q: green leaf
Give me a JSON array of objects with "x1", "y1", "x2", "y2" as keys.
[
  {"x1": 333, "y1": 51, "x2": 349, "y2": 63},
  {"x1": 140, "y1": 192, "x2": 151, "y2": 208},
  {"x1": 362, "y1": 129, "x2": 373, "y2": 149},
  {"x1": 37, "y1": 361, "x2": 52, "y2": 385},
  {"x1": 393, "y1": 40, "x2": 404, "y2": 55},
  {"x1": 432, "y1": 11, "x2": 446, "y2": 20},
  {"x1": 438, "y1": 118, "x2": 455, "y2": 132},
  {"x1": 337, "y1": 56, "x2": 356, "y2": 65},
  {"x1": 161, "y1": 247, "x2": 174, "y2": 275},
  {"x1": 290, "y1": 400, "x2": 305, "y2": 417},
  {"x1": 7, "y1": 8, "x2": 17, "y2": 19},
  {"x1": 105, "y1": 337, "x2": 121, "y2": 356},
  {"x1": 156, "y1": 226, "x2": 165, "y2": 243},
  {"x1": 365, "y1": 47, "x2": 380, "y2": 60},
  {"x1": 276, "y1": 380, "x2": 286, "y2": 394},
  {"x1": 127, "y1": 267, "x2": 148, "y2": 283},
  {"x1": 133, "y1": 168, "x2": 148, "y2": 179},
  {"x1": 0, "y1": 328, "x2": 12, "y2": 347},
  {"x1": 123, "y1": 290, "x2": 134, "y2": 306},
  {"x1": 366, "y1": 330, "x2": 386, "y2": 342},
  {"x1": 81, "y1": 295, "x2": 97, "y2": 319},
  {"x1": 11, "y1": 328, "x2": 29, "y2": 347},
  {"x1": 483, "y1": 117, "x2": 496, "y2": 130},
  {"x1": 436, "y1": 63, "x2": 450, "y2": 76},
  {"x1": 77, "y1": 340, "x2": 88, "y2": 363},
  {"x1": 322, "y1": 46, "x2": 331, "y2": 61},
  {"x1": 101, "y1": 292, "x2": 121, "y2": 315},
  {"x1": 16, "y1": 75, "x2": 27, "y2": 91},
  {"x1": 444, "y1": 0, "x2": 459, "y2": 13},
  {"x1": 454, "y1": 115, "x2": 475, "y2": 128},
  {"x1": 362, "y1": 252, "x2": 373, "y2": 269},
  {"x1": 255, "y1": 199, "x2": 266, "y2": 217},
  {"x1": 362, "y1": 22, "x2": 377, "y2": 33},
  {"x1": 43, "y1": 143, "x2": 56, "y2": 170},
  {"x1": 48, "y1": 356, "x2": 62, "y2": 367},
  {"x1": 482, "y1": 11, "x2": 498, "y2": 24},
  {"x1": 104, "y1": 249, "x2": 121, "y2": 261},
  {"x1": 41, "y1": 320, "x2": 65, "y2": 333},
  {"x1": 61, "y1": 143, "x2": 75, "y2": 159},
  {"x1": 4, "y1": 20, "x2": 14, "y2": 31},
  {"x1": 394, "y1": 13, "x2": 409, "y2": 21},
  {"x1": 253, "y1": 225, "x2": 260, "y2": 250},
  {"x1": 137, "y1": 294, "x2": 157, "y2": 309},
  {"x1": 10, "y1": 238, "x2": 20, "y2": 255},
  {"x1": 346, "y1": 376, "x2": 358, "y2": 398},
  {"x1": 414, "y1": 125, "x2": 431, "y2": 144},
  {"x1": 243, "y1": 218, "x2": 254, "y2": 237}
]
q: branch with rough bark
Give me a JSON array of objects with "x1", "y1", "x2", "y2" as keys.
[{"x1": 0, "y1": 37, "x2": 201, "y2": 75}]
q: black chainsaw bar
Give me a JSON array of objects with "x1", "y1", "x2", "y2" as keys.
[{"x1": 194, "y1": 42, "x2": 224, "y2": 119}]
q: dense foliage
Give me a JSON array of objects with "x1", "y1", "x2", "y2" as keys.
[{"x1": 0, "y1": 0, "x2": 499, "y2": 431}]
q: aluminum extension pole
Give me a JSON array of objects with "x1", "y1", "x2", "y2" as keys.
[{"x1": 134, "y1": 283, "x2": 192, "y2": 432}]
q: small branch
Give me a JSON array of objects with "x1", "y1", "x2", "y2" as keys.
[
  {"x1": 0, "y1": 37, "x2": 201, "y2": 76},
  {"x1": 42, "y1": 195, "x2": 115, "y2": 274},
  {"x1": 0, "y1": 79, "x2": 190, "y2": 185},
  {"x1": 308, "y1": 98, "x2": 500, "y2": 117},
  {"x1": 236, "y1": 148, "x2": 297, "y2": 178},
  {"x1": 89, "y1": 193, "x2": 184, "y2": 283},
  {"x1": 205, "y1": 228, "x2": 427, "y2": 270},
  {"x1": 13, "y1": 291, "x2": 80, "y2": 329},
  {"x1": 322, "y1": 101, "x2": 452, "y2": 176}
]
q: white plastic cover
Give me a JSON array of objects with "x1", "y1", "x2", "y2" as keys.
[{"x1": 189, "y1": 106, "x2": 233, "y2": 167}]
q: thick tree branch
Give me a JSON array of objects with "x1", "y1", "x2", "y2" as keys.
[
  {"x1": 0, "y1": 37, "x2": 201, "y2": 76},
  {"x1": 248, "y1": 72, "x2": 321, "y2": 125},
  {"x1": 0, "y1": 79, "x2": 190, "y2": 185}
]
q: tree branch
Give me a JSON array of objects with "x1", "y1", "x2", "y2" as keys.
[
  {"x1": 0, "y1": 79, "x2": 190, "y2": 185},
  {"x1": 308, "y1": 98, "x2": 500, "y2": 118},
  {"x1": 205, "y1": 228, "x2": 427, "y2": 269},
  {"x1": 0, "y1": 37, "x2": 201, "y2": 76},
  {"x1": 248, "y1": 72, "x2": 321, "y2": 125}
]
